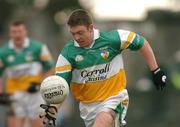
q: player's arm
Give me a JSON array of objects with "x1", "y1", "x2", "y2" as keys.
[
  {"x1": 27, "y1": 44, "x2": 54, "y2": 93},
  {"x1": 139, "y1": 39, "x2": 158, "y2": 71},
  {"x1": 0, "y1": 53, "x2": 11, "y2": 105},
  {"x1": 49, "y1": 53, "x2": 72, "y2": 107},
  {"x1": 40, "y1": 47, "x2": 72, "y2": 126},
  {"x1": 55, "y1": 54, "x2": 72, "y2": 85},
  {"x1": 118, "y1": 30, "x2": 166, "y2": 90},
  {"x1": 0, "y1": 53, "x2": 5, "y2": 93},
  {"x1": 139, "y1": 39, "x2": 166, "y2": 90},
  {"x1": 0, "y1": 79, "x2": 2, "y2": 93},
  {"x1": 0, "y1": 78, "x2": 11, "y2": 105},
  {"x1": 40, "y1": 44, "x2": 55, "y2": 77}
]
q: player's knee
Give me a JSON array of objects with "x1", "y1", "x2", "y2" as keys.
[{"x1": 95, "y1": 111, "x2": 114, "y2": 126}]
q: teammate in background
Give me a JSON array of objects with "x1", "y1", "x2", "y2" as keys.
[
  {"x1": 40, "y1": 9, "x2": 167, "y2": 127},
  {"x1": 0, "y1": 21, "x2": 54, "y2": 127}
]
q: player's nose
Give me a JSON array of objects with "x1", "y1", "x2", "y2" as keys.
[{"x1": 74, "y1": 35, "x2": 81, "y2": 41}]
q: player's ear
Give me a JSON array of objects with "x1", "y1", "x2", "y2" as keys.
[{"x1": 87, "y1": 24, "x2": 93, "y2": 32}]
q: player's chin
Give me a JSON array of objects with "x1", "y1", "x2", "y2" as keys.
[{"x1": 79, "y1": 42, "x2": 90, "y2": 47}]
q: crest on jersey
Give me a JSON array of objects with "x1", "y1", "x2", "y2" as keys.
[
  {"x1": 7, "y1": 55, "x2": 15, "y2": 62},
  {"x1": 75, "y1": 55, "x2": 84, "y2": 62},
  {"x1": 100, "y1": 50, "x2": 109, "y2": 59}
]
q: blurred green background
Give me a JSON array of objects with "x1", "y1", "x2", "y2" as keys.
[{"x1": 0, "y1": 0, "x2": 180, "y2": 127}]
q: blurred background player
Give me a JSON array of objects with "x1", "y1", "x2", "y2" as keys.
[
  {"x1": 0, "y1": 20, "x2": 54, "y2": 127},
  {"x1": 40, "y1": 9, "x2": 166, "y2": 127}
]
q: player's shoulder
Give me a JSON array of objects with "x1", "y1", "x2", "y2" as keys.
[
  {"x1": 100, "y1": 29, "x2": 119, "y2": 37},
  {"x1": 116, "y1": 29, "x2": 136, "y2": 37},
  {"x1": 29, "y1": 39, "x2": 44, "y2": 48},
  {"x1": 0, "y1": 42, "x2": 11, "y2": 54},
  {"x1": 99, "y1": 29, "x2": 120, "y2": 42}
]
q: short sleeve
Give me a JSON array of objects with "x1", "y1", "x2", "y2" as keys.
[
  {"x1": 40, "y1": 45, "x2": 54, "y2": 71},
  {"x1": 117, "y1": 29, "x2": 144, "y2": 51},
  {"x1": 55, "y1": 47, "x2": 72, "y2": 85}
]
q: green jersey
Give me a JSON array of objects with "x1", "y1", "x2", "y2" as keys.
[{"x1": 56, "y1": 29, "x2": 144, "y2": 103}]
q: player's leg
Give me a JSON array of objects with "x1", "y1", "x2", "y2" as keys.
[
  {"x1": 92, "y1": 111, "x2": 115, "y2": 127},
  {"x1": 9, "y1": 92, "x2": 27, "y2": 127},
  {"x1": 31, "y1": 118, "x2": 43, "y2": 127},
  {"x1": 80, "y1": 90, "x2": 129, "y2": 127},
  {"x1": 93, "y1": 89, "x2": 129, "y2": 127},
  {"x1": 8, "y1": 116, "x2": 25, "y2": 127}
]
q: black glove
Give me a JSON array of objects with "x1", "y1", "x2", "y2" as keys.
[
  {"x1": 27, "y1": 82, "x2": 40, "y2": 93},
  {"x1": 152, "y1": 67, "x2": 167, "y2": 90},
  {"x1": 0, "y1": 93, "x2": 11, "y2": 105},
  {"x1": 39, "y1": 104, "x2": 58, "y2": 127}
]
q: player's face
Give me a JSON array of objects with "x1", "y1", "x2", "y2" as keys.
[
  {"x1": 9, "y1": 25, "x2": 27, "y2": 47},
  {"x1": 69, "y1": 24, "x2": 94, "y2": 47}
]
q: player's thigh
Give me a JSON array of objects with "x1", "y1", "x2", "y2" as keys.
[
  {"x1": 31, "y1": 117, "x2": 43, "y2": 127},
  {"x1": 93, "y1": 111, "x2": 114, "y2": 127},
  {"x1": 25, "y1": 92, "x2": 44, "y2": 119},
  {"x1": 8, "y1": 116, "x2": 25, "y2": 127},
  {"x1": 11, "y1": 92, "x2": 27, "y2": 118},
  {"x1": 22, "y1": 92, "x2": 44, "y2": 127}
]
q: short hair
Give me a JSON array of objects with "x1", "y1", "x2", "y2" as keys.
[
  {"x1": 10, "y1": 20, "x2": 26, "y2": 27},
  {"x1": 67, "y1": 9, "x2": 93, "y2": 27}
]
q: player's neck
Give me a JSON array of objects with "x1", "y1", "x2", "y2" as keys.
[{"x1": 14, "y1": 42, "x2": 24, "y2": 52}]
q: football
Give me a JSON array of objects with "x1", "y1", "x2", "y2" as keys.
[{"x1": 40, "y1": 75, "x2": 69, "y2": 104}]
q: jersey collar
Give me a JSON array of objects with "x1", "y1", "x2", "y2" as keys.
[
  {"x1": 9, "y1": 37, "x2": 30, "y2": 49},
  {"x1": 74, "y1": 28, "x2": 100, "y2": 48}
]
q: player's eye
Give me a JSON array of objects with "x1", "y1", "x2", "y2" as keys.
[{"x1": 78, "y1": 30, "x2": 86, "y2": 35}]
